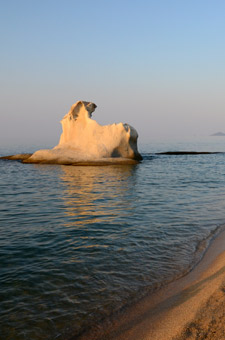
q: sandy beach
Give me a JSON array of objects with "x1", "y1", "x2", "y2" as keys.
[
  {"x1": 113, "y1": 228, "x2": 225, "y2": 340},
  {"x1": 76, "y1": 227, "x2": 225, "y2": 340}
]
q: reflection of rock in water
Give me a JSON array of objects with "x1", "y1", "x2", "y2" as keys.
[
  {"x1": 23, "y1": 100, "x2": 142, "y2": 164},
  {"x1": 60, "y1": 165, "x2": 137, "y2": 227}
]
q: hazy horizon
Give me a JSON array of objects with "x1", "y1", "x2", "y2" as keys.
[{"x1": 1, "y1": 1, "x2": 225, "y2": 147}]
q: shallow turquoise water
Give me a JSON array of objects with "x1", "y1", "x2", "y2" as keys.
[{"x1": 1, "y1": 138, "x2": 225, "y2": 339}]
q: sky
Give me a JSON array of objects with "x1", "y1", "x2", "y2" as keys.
[{"x1": 1, "y1": 0, "x2": 225, "y2": 147}]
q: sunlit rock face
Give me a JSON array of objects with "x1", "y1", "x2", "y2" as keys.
[{"x1": 25, "y1": 100, "x2": 142, "y2": 164}]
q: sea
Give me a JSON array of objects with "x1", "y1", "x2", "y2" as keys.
[{"x1": 1, "y1": 137, "x2": 225, "y2": 340}]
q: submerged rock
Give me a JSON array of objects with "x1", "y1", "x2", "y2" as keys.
[
  {"x1": 157, "y1": 151, "x2": 222, "y2": 155},
  {"x1": 3, "y1": 101, "x2": 142, "y2": 165}
]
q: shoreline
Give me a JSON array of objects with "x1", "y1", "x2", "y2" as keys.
[
  {"x1": 75, "y1": 226, "x2": 225, "y2": 340},
  {"x1": 111, "y1": 227, "x2": 225, "y2": 340}
]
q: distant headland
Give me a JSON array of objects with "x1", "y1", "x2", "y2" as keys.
[{"x1": 211, "y1": 132, "x2": 225, "y2": 136}]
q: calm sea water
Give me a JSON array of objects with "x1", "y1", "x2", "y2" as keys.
[{"x1": 1, "y1": 137, "x2": 225, "y2": 340}]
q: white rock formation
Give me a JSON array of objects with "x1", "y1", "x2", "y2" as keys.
[{"x1": 24, "y1": 100, "x2": 142, "y2": 164}]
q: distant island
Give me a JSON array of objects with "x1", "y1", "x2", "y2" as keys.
[{"x1": 211, "y1": 132, "x2": 225, "y2": 136}]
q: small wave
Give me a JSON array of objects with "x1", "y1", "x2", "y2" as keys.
[{"x1": 141, "y1": 153, "x2": 157, "y2": 161}]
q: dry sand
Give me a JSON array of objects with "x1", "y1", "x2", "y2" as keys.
[{"x1": 76, "y1": 228, "x2": 225, "y2": 340}]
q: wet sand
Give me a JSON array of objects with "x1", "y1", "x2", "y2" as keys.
[{"x1": 76, "y1": 228, "x2": 225, "y2": 340}]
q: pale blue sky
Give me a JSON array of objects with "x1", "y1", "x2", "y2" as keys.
[{"x1": 1, "y1": 0, "x2": 225, "y2": 146}]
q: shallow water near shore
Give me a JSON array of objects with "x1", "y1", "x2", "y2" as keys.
[{"x1": 1, "y1": 137, "x2": 225, "y2": 340}]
